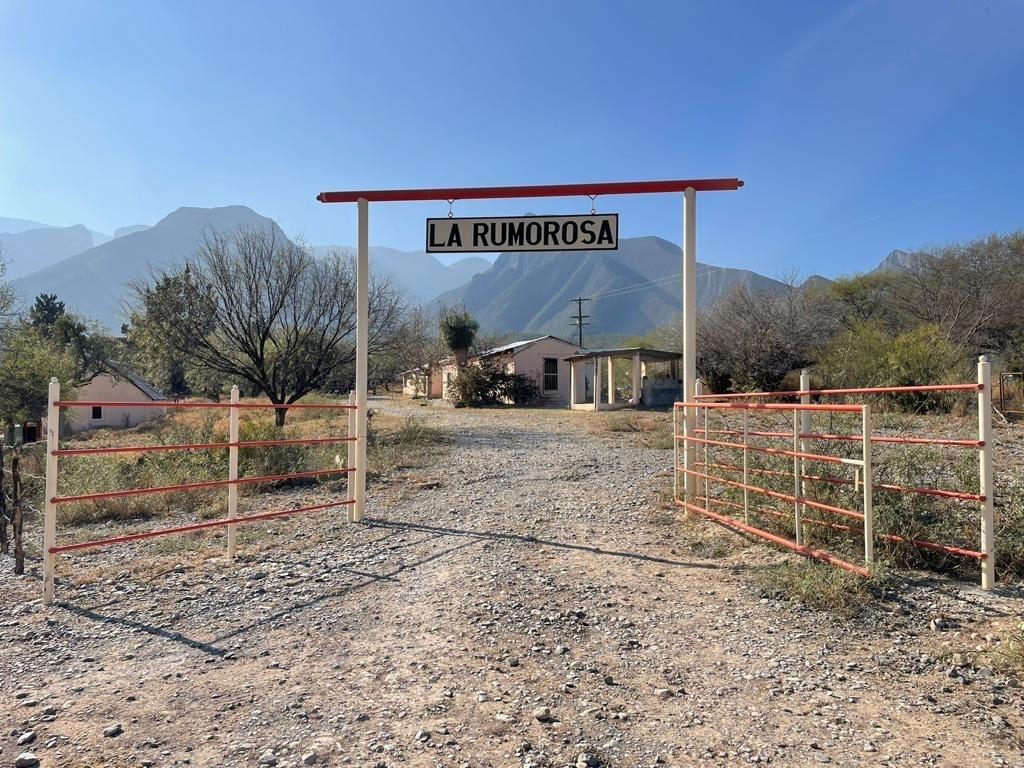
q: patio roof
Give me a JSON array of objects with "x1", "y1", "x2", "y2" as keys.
[{"x1": 563, "y1": 347, "x2": 681, "y2": 363}]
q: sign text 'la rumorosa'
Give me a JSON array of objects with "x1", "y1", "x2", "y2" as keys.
[{"x1": 426, "y1": 214, "x2": 618, "y2": 253}]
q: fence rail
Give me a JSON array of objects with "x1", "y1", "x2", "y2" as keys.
[
  {"x1": 42, "y1": 380, "x2": 358, "y2": 605},
  {"x1": 674, "y1": 357, "x2": 996, "y2": 589}
]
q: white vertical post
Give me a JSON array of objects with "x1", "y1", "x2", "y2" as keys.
[
  {"x1": 631, "y1": 353, "x2": 641, "y2": 405},
  {"x1": 43, "y1": 377, "x2": 59, "y2": 606},
  {"x1": 979, "y1": 356, "x2": 995, "y2": 590},
  {"x1": 594, "y1": 355, "x2": 603, "y2": 412},
  {"x1": 606, "y1": 356, "x2": 615, "y2": 405},
  {"x1": 742, "y1": 409, "x2": 749, "y2": 523},
  {"x1": 354, "y1": 199, "x2": 369, "y2": 523},
  {"x1": 569, "y1": 361, "x2": 576, "y2": 408},
  {"x1": 861, "y1": 404, "x2": 874, "y2": 565},
  {"x1": 227, "y1": 385, "x2": 239, "y2": 561},
  {"x1": 347, "y1": 390, "x2": 356, "y2": 521},
  {"x1": 696, "y1": 381, "x2": 708, "y2": 507},
  {"x1": 673, "y1": 404, "x2": 679, "y2": 501},
  {"x1": 799, "y1": 368, "x2": 811, "y2": 501},
  {"x1": 792, "y1": 410, "x2": 803, "y2": 545},
  {"x1": 681, "y1": 187, "x2": 697, "y2": 502}
]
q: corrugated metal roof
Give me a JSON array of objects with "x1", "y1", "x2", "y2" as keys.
[
  {"x1": 104, "y1": 362, "x2": 167, "y2": 401},
  {"x1": 476, "y1": 334, "x2": 579, "y2": 358}
]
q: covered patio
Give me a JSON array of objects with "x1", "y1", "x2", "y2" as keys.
[{"x1": 564, "y1": 347, "x2": 682, "y2": 411}]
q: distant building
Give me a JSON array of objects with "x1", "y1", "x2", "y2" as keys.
[
  {"x1": 63, "y1": 364, "x2": 168, "y2": 433},
  {"x1": 401, "y1": 363, "x2": 445, "y2": 400},
  {"x1": 410, "y1": 335, "x2": 583, "y2": 407}
]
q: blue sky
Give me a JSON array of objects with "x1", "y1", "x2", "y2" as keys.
[{"x1": 1, "y1": 0, "x2": 1022, "y2": 276}]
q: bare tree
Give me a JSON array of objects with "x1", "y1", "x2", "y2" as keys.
[
  {"x1": 884, "y1": 231, "x2": 1024, "y2": 352},
  {"x1": 129, "y1": 226, "x2": 405, "y2": 425}
]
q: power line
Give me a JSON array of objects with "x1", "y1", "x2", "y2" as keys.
[
  {"x1": 588, "y1": 266, "x2": 716, "y2": 300},
  {"x1": 569, "y1": 296, "x2": 591, "y2": 347}
]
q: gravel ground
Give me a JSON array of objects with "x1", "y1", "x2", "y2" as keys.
[{"x1": 1, "y1": 397, "x2": 1023, "y2": 768}]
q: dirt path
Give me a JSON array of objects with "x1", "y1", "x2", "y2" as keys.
[{"x1": 2, "y1": 399, "x2": 1022, "y2": 768}]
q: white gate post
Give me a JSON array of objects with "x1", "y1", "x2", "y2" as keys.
[
  {"x1": 673, "y1": 404, "x2": 679, "y2": 501},
  {"x1": 792, "y1": 410, "x2": 803, "y2": 545},
  {"x1": 354, "y1": 198, "x2": 369, "y2": 523},
  {"x1": 978, "y1": 356, "x2": 995, "y2": 590},
  {"x1": 43, "y1": 377, "x2": 59, "y2": 606},
  {"x1": 861, "y1": 404, "x2": 874, "y2": 565},
  {"x1": 227, "y1": 385, "x2": 239, "y2": 561},
  {"x1": 347, "y1": 390, "x2": 356, "y2": 521},
  {"x1": 681, "y1": 187, "x2": 697, "y2": 502}
]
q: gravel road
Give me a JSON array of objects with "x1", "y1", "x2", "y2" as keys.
[{"x1": 1, "y1": 398, "x2": 1022, "y2": 768}]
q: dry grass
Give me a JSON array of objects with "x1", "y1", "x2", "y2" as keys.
[{"x1": 749, "y1": 559, "x2": 890, "y2": 617}]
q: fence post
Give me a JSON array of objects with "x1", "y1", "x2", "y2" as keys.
[
  {"x1": 742, "y1": 409, "x2": 749, "y2": 524},
  {"x1": 792, "y1": 410, "x2": 803, "y2": 545},
  {"x1": 696, "y1": 381, "x2": 708, "y2": 507},
  {"x1": 979, "y1": 356, "x2": 995, "y2": 590},
  {"x1": 347, "y1": 390, "x2": 357, "y2": 522},
  {"x1": 861, "y1": 404, "x2": 874, "y2": 566},
  {"x1": 672, "y1": 404, "x2": 679, "y2": 502},
  {"x1": 227, "y1": 385, "x2": 239, "y2": 562},
  {"x1": 43, "y1": 377, "x2": 59, "y2": 605}
]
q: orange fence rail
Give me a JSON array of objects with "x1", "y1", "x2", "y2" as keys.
[
  {"x1": 41, "y1": 381, "x2": 357, "y2": 605},
  {"x1": 674, "y1": 357, "x2": 996, "y2": 589}
]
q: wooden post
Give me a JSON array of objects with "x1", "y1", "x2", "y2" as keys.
[
  {"x1": 0, "y1": 440, "x2": 7, "y2": 555},
  {"x1": 43, "y1": 377, "x2": 59, "y2": 605},
  {"x1": 12, "y1": 447, "x2": 24, "y2": 576},
  {"x1": 227, "y1": 385, "x2": 239, "y2": 562}
]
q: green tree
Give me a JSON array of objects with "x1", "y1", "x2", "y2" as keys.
[
  {"x1": 0, "y1": 325, "x2": 78, "y2": 428},
  {"x1": 29, "y1": 293, "x2": 66, "y2": 337}
]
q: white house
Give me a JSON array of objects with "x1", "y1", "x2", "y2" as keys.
[
  {"x1": 64, "y1": 365, "x2": 168, "y2": 433},
  {"x1": 432, "y1": 335, "x2": 583, "y2": 407}
]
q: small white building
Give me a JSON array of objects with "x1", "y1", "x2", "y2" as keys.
[
  {"x1": 65, "y1": 365, "x2": 168, "y2": 433},
  {"x1": 401, "y1": 363, "x2": 446, "y2": 399}
]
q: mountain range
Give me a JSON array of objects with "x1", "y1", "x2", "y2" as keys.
[
  {"x1": 4, "y1": 206, "x2": 494, "y2": 329},
  {"x1": 4, "y1": 203, "x2": 901, "y2": 338}
]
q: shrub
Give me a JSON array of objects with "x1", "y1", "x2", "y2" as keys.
[
  {"x1": 816, "y1": 321, "x2": 965, "y2": 411},
  {"x1": 449, "y1": 363, "x2": 538, "y2": 406}
]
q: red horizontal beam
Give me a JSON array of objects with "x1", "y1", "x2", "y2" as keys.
[
  {"x1": 677, "y1": 434, "x2": 859, "y2": 466},
  {"x1": 316, "y1": 178, "x2": 743, "y2": 204},
  {"x1": 53, "y1": 436, "x2": 356, "y2": 457},
  {"x1": 676, "y1": 401, "x2": 864, "y2": 413},
  {"x1": 676, "y1": 499, "x2": 870, "y2": 577},
  {"x1": 52, "y1": 467, "x2": 353, "y2": 505},
  {"x1": 694, "y1": 427, "x2": 981, "y2": 449},
  {"x1": 719, "y1": 496, "x2": 985, "y2": 558},
  {"x1": 695, "y1": 383, "x2": 982, "y2": 400},
  {"x1": 680, "y1": 466, "x2": 864, "y2": 520},
  {"x1": 693, "y1": 459, "x2": 983, "y2": 502},
  {"x1": 55, "y1": 400, "x2": 355, "y2": 410},
  {"x1": 49, "y1": 500, "x2": 352, "y2": 553}
]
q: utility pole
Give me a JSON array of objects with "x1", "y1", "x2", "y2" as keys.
[{"x1": 569, "y1": 296, "x2": 591, "y2": 348}]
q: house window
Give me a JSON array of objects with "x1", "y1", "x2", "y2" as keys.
[
  {"x1": 91, "y1": 406, "x2": 103, "y2": 420},
  {"x1": 543, "y1": 358, "x2": 558, "y2": 391}
]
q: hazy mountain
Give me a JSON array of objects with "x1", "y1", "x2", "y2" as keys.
[
  {"x1": 0, "y1": 225, "x2": 96, "y2": 280},
  {"x1": 14, "y1": 205, "x2": 283, "y2": 328},
  {"x1": 432, "y1": 235, "x2": 787, "y2": 336},
  {"x1": 114, "y1": 224, "x2": 150, "y2": 238},
  {"x1": 312, "y1": 245, "x2": 491, "y2": 305},
  {"x1": 0, "y1": 216, "x2": 54, "y2": 234}
]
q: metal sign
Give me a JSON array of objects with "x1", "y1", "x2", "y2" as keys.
[{"x1": 426, "y1": 214, "x2": 618, "y2": 253}]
